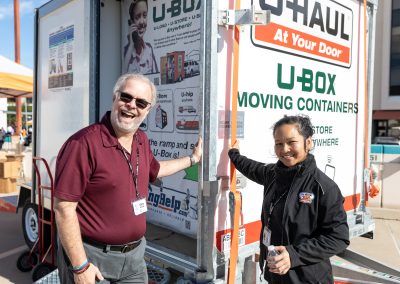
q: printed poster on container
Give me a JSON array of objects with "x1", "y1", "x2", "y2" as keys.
[
  {"x1": 48, "y1": 25, "x2": 74, "y2": 89},
  {"x1": 121, "y1": 0, "x2": 201, "y2": 238}
]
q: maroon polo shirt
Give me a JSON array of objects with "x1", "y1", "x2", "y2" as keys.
[{"x1": 55, "y1": 112, "x2": 160, "y2": 244}]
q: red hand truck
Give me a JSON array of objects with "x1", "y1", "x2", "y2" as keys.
[{"x1": 16, "y1": 157, "x2": 57, "y2": 282}]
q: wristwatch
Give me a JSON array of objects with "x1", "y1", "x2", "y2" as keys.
[{"x1": 189, "y1": 154, "x2": 196, "y2": 166}]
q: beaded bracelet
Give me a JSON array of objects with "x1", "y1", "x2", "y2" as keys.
[
  {"x1": 71, "y1": 260, "x2": 90, "y2": 274},
  {"x1": 73, "y1": 263, "x2": 90, "y2": 275},
  {"x1": 72, "y1": 259, "x2": 88, "y2": 271}
]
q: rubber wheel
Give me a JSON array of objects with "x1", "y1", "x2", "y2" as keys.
[
  {"x1": 16, "y1": 251, "x2": 38, "y2": 272},
  {"x1": 22, "y1": 202, "x2": 54, "y2": 252},
  {"x1": 22, "y1": 203, "x2": 39, "y2": 249},
  {"x1": 32, "y1": 262, "x2": 57, "y2": 282}
]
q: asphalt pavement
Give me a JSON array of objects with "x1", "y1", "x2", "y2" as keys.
[
  {"x1": 346, "y1": 208, "x2": 400, "y2": 271},
  {"x1": 0, "y1": 210, "x2": 33, "y2": 284},
  {"x1": 1, "y1": 206, "x2": 399, "y2": 284},
  {"x1": 0, "y1": 141, "x2": 35, "y2": 283}
]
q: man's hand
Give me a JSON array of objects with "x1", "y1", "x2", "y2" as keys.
[
  {"x1": 267, "y1": 246, "x2": 291, "y2": 275},
  {"x1": 191, "y1": 136, "x2": 203, "y2": 164},
  {"x1": 158, "y1": 135, "x2": 203, "y2": 178},
  {"x1": 73, "y1": 263, "x2": 104, "y2": 284}
]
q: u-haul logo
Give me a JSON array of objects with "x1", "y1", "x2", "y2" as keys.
[{"x1": 251, "y1": 0, "x2": 354, "y2": 68}]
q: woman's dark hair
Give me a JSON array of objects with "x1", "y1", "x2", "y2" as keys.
[{"x1": 273, "y1": 115, "x2": 314, "y2": 139}]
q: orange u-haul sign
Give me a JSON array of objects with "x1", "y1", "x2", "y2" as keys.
[{"x1": 251, "y1": 0, "x2": 353, "y2": 68}]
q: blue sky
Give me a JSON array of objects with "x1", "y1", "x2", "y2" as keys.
[{"x1": 0, "y1": 0, "x2": 49, "y2": 69}]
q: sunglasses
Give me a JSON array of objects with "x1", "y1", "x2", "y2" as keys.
[{"x1": 119, "y1": 91, "x2": 151, "y2": 109}]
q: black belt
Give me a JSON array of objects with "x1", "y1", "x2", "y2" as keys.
[{"x1": 82, "y1": 237, "x2": 142, "y2": 253}]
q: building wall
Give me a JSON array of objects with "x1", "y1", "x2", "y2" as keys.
[{"x1": 373, "y1": 1, "x2": 400, "y2": 110}]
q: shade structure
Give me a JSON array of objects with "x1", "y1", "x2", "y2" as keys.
[{"x1": 0, "y1": 55, "x2": 33, "y2": 98}]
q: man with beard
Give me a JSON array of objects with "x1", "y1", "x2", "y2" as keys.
[{"x1": 54, "y1": 73, "x2": 202, "y2": 284}]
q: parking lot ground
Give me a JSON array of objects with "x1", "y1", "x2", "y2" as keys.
[
  {"x1": 344, "y1": 208, "x2": 400, "y2": 271},
  {"x1": 0, "y1": 210, "x2": 33, "y2": 284}
]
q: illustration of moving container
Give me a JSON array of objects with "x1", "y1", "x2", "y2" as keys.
[
  {"x1": 160, "y1": 51, "x2": 185, "y2": 84},
  {"x1": 155, "y1": 105, "x2": 168, "y2": 129}
]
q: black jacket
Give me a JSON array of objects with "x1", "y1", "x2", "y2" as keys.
[{"x1": 228, "y1": 150, "x2": 349, "y2": 284}]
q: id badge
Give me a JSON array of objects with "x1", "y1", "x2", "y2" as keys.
[
  {"x1": 132, "y1": 198, "x2": 147, "y2": 215},
  {"x1": 262, "y1": 226, "x2": 271, "y2": 247}
]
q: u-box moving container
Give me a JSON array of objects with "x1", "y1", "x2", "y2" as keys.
[{"x1": 19, "y1": 0, "x2": 381, "y2": 282}]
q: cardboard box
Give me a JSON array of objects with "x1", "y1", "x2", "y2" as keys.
[
  {"x1": 0, "y1": 151, "x2": 7, "y2": 161},
  {"x1": 6, "y1": 154, "x2": 24, "y2": 162},
  {"x1": 0, "y1": 178, "x2": 17, "y2": 193},
  {"x1": 0, "y1": 161, "x2": 21, "y2": 178}
]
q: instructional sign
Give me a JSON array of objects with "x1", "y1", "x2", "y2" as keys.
[
  {"x1": 48, "y1": 25, "x2": 74, "y2": 89},
  {"x1": 121, "y1": 0, "x2": 201, "y2": 238}
]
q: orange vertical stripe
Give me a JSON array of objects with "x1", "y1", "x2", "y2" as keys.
[{"x1": 228, "y1": 0, "x2": 242, "y2": 283}]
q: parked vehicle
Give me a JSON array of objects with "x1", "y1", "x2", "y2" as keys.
[
  {"x1": 184, "y1": 60, "x2": 200, "y2": 77},
  {"x1": 176, "y1": 119, "x2": 199, "y2": 130},
  {"x1": 178, "y1": 106, "x2": 197, "y2": 113}
]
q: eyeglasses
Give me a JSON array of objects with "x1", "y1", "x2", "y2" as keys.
[{"x1": 118, "y1": 91, "x2": 151, "y2": 109}]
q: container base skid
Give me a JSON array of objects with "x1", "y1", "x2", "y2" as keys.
[
  {"x1": 33, "y1": 262, "x2": 171, "y2": 284},
  {"x1": 332, "y1": 249, "x2": 400, "y2": 284},
  {"x1": 347, "y1": 210, "x2": 376, "y2": 239}
]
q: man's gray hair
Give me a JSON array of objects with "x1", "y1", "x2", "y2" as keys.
[{"x1": 113, "y1": 73, "x2": 157, "y2": 106}]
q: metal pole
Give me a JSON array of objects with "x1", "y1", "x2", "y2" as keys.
[
  {"x1": 14, "y1": 0, "x2": 20, "y2": 64},
  {"x1": 14, "y1": 0, "x2": 23, "y2": 137}
]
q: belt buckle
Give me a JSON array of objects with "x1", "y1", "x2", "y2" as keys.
[{"x1": 121, "y1": 244, "x2": 129, "y2": 253}]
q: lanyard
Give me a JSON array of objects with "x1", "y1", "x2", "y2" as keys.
[
  {"x1": 266, "y1": 189, "x2": 289, "y2": 228},
  {"x1": 120, "y1": 138, "x2": 140, "y2": 199},
  {"x1": 269, "y1": 190, "x2": 289, "y2": 216},
  {"x1": 266, "y1": 168, "x2": 300, "y2": 226}
]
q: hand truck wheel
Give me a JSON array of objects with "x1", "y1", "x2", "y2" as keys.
[{"x1": 16, "y1": 250, "x2": 38, "y2": 272}]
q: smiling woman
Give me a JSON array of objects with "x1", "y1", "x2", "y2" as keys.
[{"x1": 228, "y1": 114, "x2": 349, "y2": 284}]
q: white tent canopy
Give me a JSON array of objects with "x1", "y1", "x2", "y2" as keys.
[{"x1": 0, "y1": 55, "x2": 33, "y2": 98}]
